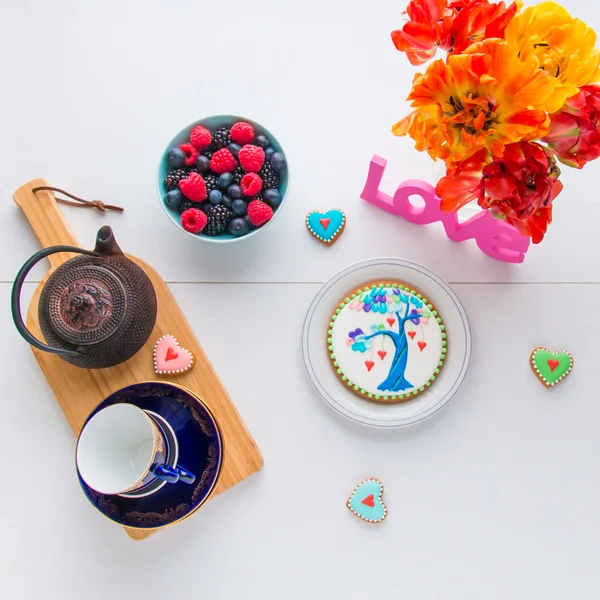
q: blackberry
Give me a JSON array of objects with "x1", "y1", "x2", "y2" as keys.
[
  {"x1": 204, "y1": 205, "x2": 232, "y2": 236},
  {"x1": 164, "y1": 167, "x2": 189, "y2": 192},
  {"x1": 202, "y1": 150, "x2": 213, "y2": 161},
  {"x1": 259, "y1": 162, "x2": 280, "y2": 190},
  {"x1": 210, "y1": 126, "x2": 231, "y2": 150},
  {"x1": 177, "y1": 198, "x2": 195, "y2": 214},
  {"x1": 232, "y1": 166, "x2": 246, "y2": 184},
  {"x1": 204, "y1": 173, "x2": 220, "y2": 195}
]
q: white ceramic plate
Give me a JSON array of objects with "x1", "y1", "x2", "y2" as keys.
[{"x1": 302, "y1": 258, "x2": 472, "y2": 428}]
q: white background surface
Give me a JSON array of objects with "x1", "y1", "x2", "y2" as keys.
[{"x1": 1, "y1": 0, "x2": 599, "y2": 598}]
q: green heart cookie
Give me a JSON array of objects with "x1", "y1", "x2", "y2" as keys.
[{"x1": 530, "y1": 348, "x2": 574, "y2": 387}]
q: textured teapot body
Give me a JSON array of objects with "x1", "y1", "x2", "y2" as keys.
[{"x1": 12, "y1": 227, "x2": 157, "y2": 369}]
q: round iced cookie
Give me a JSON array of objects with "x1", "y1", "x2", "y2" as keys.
[{"x1": 328, "y1": 282, "x2": 447, "y2": 403}]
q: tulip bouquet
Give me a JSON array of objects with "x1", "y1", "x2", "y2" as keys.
[{"x1": 391, "y1": 0, "x2": 600, "y2": 243}]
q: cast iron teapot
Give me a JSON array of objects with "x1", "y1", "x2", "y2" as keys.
[{"x1": 12, "y1": 226, "x2": 157, "y2": 369}]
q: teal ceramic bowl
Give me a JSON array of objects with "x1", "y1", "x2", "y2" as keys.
[{"x1": 157, "y1": 115, "x2": 289, "y2": 243}]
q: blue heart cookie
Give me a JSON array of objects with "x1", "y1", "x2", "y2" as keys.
[
  {"x1": 306, "y1": 209, "x2": 346, "y2": 245},
  {"x1": 347, "y1": 478, "x2": 387, "y2": 524}
]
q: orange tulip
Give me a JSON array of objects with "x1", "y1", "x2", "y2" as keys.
[
  {"x1": 391, "y1": 0, "x2": 517, "y2": 66},
  {"x1": 393, "y1": 39, "x2": 559, "y2": 167}
]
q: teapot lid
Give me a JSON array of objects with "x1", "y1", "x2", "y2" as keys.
[{"x1": 45, "y1": 262, "x2": 127, "y2": 346}]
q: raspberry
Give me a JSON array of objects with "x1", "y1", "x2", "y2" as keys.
[
  {"x1": 181, "y1": 208, "x2": 207, "y2": 233},
  {"x1": 179, "y1": 172, "x2": 207, "y2": 202},
  {"x1": 238, "y1": 144, "x2": 265, "y2": 173},
  {"x1": 241, "y1": 173, "x2": 263, "y2": 197},
  {"x1": 230, "y1": 121, "x2": 255, "y2": 145},
  {"x1": 180, "y1": 143, "x2": 199, "y2": 166},
  {"x1": 190, "y1": 125, "x2": 212, "y2": 150},
  {"x1": 210, "y1": 148, "x2": 238, "y2": 174},
  {"x1": 247, "y1": 200, "x2": 273, "y2": 226}
]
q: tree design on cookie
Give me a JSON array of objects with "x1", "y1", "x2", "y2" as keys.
[
  {"x1": 329, "y1": 283, "x2": 446, "y2": 403},
  {"x1": 349, "y1": 290, "x2": 426, "y2": 392}
]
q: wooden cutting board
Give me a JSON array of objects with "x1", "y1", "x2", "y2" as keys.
[{"x1": 13, "y1": 179, "x2": 263, "y2": 540}]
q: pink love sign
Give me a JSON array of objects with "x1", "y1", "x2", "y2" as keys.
[{"x1": 360, "y1": 155, "x2": 530, "y2": 263}]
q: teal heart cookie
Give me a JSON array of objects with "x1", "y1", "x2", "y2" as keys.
[
  {"x1": 306, "y1": 209, "x2": 346, "y2": 245},
  {"x1": 347, "y1": 479, "x2": 387, "y2": 524},
  {"x1": 530, "y1": 347, "x2": 574, "y2": 388}
]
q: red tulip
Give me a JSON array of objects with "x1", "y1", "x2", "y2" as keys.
[
  {"x1": 436, "y1": 143, "x2": 563, "y2": 243},
  {"x1": 544, "y1": 85, "x2": 600, "y2": 169},
  {"x1": 391, "y1": 0, "x2": 517, "y2": 65}
]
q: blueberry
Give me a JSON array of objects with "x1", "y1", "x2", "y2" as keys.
[
  {"x1": 195, "y1": 155, "x2": 210, "y2": 172},
  {"x1": 167, "y1": 148, "x2": 185, "y2": 168},
  {"x1": 165, "y1": 189, "x2": 183, "y2": 209},
  {"x1": 270, "y1": 152, "x2": 287, "y2": 172},
  {"x1": 209, "y1": 190, "x2": 223, "y2": 205},
  {"x1": 256, "y1": 134, "x2": 270, "y2": 149},
  {"x1": 243, "y1": 215, "x2": 256, "y2": 231},
  {"x1": 229, "y1": 217, "x2": 249, "y2": 237},
  {"x1": 263, "y1": 188, "x2": 282, "y2": 208},
  {"x1": 218, "y1": 173, "x2": 234, "y2": 190},
  {"x1": 232, "y1": 199, "x2": 247, "y2": 217},
  {"x1": 228, "y1": 143, "x2": 242, "y2": 158},
  {"x1": 265, "y1": 147, "x2": 276, "y2": 161},
  {"x1": 228, "y1": 184, "x2": 243, "y2": 199},
  {"x1": 221, "y1": 195, "x2": 233, "y2": 210},
  {"x1": 200, "y1": 201, "x2": 212, "y2": 214}
]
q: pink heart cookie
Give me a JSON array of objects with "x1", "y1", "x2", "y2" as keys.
[{"x1": 153, "y1": 335, "x2": 194, "y2": 375}]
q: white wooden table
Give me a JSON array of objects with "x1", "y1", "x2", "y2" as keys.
[{"x1": 1, "y1": 1, "x2": 599, "y2": 598}]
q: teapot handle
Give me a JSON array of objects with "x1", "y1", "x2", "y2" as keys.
[{"x1": 11, "y1": 246, "x2": 101, "y2": 357}]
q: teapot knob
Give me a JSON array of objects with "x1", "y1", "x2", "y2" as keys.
[
  {"x1": 71, "y1": 294, "x2": 93, "y2": 309},
  {"x1": 58, "y1": 280, "x2": 116, "y2": 335}
]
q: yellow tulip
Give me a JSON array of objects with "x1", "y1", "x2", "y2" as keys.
[{"x1": 505, "y1": 1, "x2": 600, "y2": 106}]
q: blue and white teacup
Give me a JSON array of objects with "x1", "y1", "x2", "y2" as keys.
[{"x1": 76, "y1": 403, "x2": 195, "y2": 496}]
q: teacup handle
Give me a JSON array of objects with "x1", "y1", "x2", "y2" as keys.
[
  {"x1": 174, "y1": 465, "x2": 196, "y2": 484},
  {"x1": 152, "y1": 464, "x2": 196, "y2": 485}
]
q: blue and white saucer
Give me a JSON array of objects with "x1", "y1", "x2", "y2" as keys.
[{"x1": 78, "y1": 382, "x2": 223, "y2": 529}]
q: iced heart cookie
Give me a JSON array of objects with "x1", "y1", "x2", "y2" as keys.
[
  {"x1": 328, "y1": 282, "x2": 447, "y2": 403},
  {"x1": 153, "y1": 335, "x2": 195, "y2": 375},
  {"x1": 306, "y1": 209, "x2": 346, "y2": 246},
  {"x1": 530, "y1": 347, "x2": 574, "y2": 388},
  {"x1": 347, "y1": 479, "x2": 387, "y2": 524}
]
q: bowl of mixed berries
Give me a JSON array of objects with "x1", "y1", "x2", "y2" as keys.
[{"x1": 158, "y1": 116, "x2": 288, "y2": 241}]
